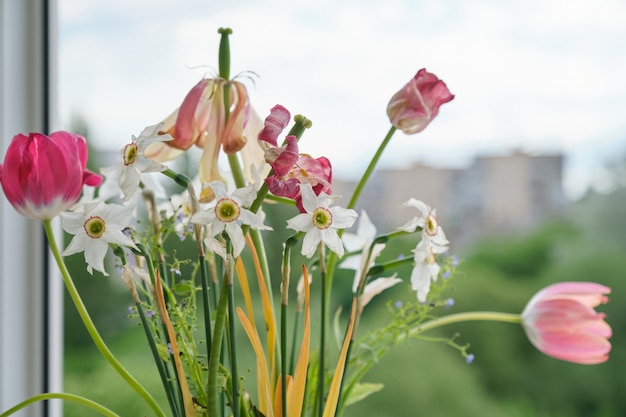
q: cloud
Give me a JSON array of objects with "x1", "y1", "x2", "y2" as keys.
[{"x1": 58, "y1": 0, "x2": 626, "y2": 198}]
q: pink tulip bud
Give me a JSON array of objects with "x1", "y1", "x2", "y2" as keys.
[
  {"x1": 0, "y1": 131, "x2": 102, "y2": 220},
  {"x1": 522, "y1": 282, "x2": 612, "y2": 364},
  {"x1": 387, "y1": 68, "x2": 454, "y2": 134}
]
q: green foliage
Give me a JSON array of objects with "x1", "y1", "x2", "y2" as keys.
[{"x1": 64, "y1": 183, "x2": 626, "y2": 417}]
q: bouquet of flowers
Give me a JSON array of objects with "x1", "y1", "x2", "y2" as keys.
[{"x1": 0, "y1": 28, "x2": 612, "y2": 417}]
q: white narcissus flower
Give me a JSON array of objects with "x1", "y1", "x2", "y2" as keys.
[
  {"x1": 61, "y1": 201, "x2": 137, "y2": 275},
  {"x1": 410, "y1": 239, "x2": 445, "y2": 303},
  {"x1": 118, "y1": 123, "x2": 172, "y2": 202},
  {"x1": 190, "y1": 181, "x2": 270, "y2": 257},
  {"x1": 398, "y1": 198, "x2": 449, "y2": 251},
  {"x1": 340, "y1": 210, "x2": 386, "y2": 292},
  {"x1": 286, "y1": 183, "x2": 358, "y2": 258}
]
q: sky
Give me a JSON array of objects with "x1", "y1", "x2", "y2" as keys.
[{"x1": 58, "y1": 0, "x2": 626, "y2": 199}]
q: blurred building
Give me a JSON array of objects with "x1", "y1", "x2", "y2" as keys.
[{"x1": 333, "y1": 150, "x2": 566, "y2": 251}]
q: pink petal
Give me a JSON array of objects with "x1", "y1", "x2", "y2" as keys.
[{"x1": 258, "y1": 104, "x2": 291, "y2": 146}]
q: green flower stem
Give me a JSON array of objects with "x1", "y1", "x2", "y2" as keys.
[
  {"x1": 404, "y1": 311, "x2": 523, "y2": 337},
  {"x1": 346, "y1": 125, "x2": 397, "y2": 211},
  {"x1": 218, "y1": 27, "x2": 232, "y2": 80},
  {"x1": 226, "y1": 256, "x2": 241, "y2": 417},
  {"x1": 199, "y1": 255, "x2": 214, "y2": 360},
  {"x1": 367, "y1": 256, "x2": 414, "y2": 277},
  {"x1": 288, "y1": 114, "x2": 313, "y2": 137},
  {"x1": 280, "y1": 235, "x2": 297, "y2": 417},
  {"x1": 42, "y1": 220, "x2": 166, "y2": 417},
  {"x1": 207, "y1": 273, "x2": 230, "y2": 417},
  {"x1": 0, "y1": 392, "x2": 120, "y2": 417},
  {"x1": 160, "y1": 168, "x2": 191, "y2": 188},
  {"x1": 136, "y1": 302, "x2": 183, "y2": 417},
  {"x1": 317, "y1": 243, "x2": 328, "y2": 417}
]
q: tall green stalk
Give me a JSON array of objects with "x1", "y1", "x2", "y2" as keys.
[{"x1": 42, "y1": 220, "x2": 166, "y2": 417}]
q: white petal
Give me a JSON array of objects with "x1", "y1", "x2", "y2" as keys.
[
  {"x1": 62, "y1": 234, "x2": 89, "y2": 256},
  {"x1": 191, "y1": 209, "x2": 216, "y2": 225},
  {"x1": 207, "y1": 181, "x2": 228, "y2": 200},
  {"x1": 396, "y1": 217, "x2": 424, "y2": 233},
  {"x1": 239, "y1": 209, "x2": 272, "y2": 230},
  {"x1": 286, "y1": 213, "x2": 313, "y2": 233},
  {"x1": 299, "y1": 183, "x2": 318, "y2": 213},
  {"x1": 83, "y1": 239, "x2": 110, "y2": 276},
  {"x1": 225, "y1": 222, "x2": 246, "y2": 257},
  {"x1": 232, "y1": 183, "x2": 257, "y2": 207},
  {"x1": 60, "y1": 211, "x2": 88, "y2": 235},
  {"x1": 361, "y1": 275, "x2": 402, "y2": 307},
  {"x1": 101, "y1": 202, "x2": 135, "y2": 228},
  {"x1": 320, "y1": 228, "x2": 344, "y2": 257},
  {"x1": 356, "y1": 210, "x2": 377, "y2": 242},
  {"x1": 402, "y1": 198, "x2": 430, "y2": 217},
  {"x1": 102, "y1": 229, "x2": 137, "y2": 250},
  {"x1": 119, "y1": 166, "x2": 142, "y2": 202},
  {"x1": 329, "y1": 206, "x2": 357, "y2": 229},
  {"x1": 301, "y1": 228, "x2": 322, "y2": 258}
]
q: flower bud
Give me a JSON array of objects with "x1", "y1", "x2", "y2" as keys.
[
  {"x1": 387, "y1": 68, "x2": 454, "y2": 134},
  {"x1": 522, "y1": 282, "x2": 612, "y2": 364},
  {"x1": 0, "y1": 131, "x2": 102, "y2": 220}
]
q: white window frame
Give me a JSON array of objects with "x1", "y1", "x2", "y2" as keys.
[{"x1": 0, "y1": 1, "x2": 62, "y2": 416}]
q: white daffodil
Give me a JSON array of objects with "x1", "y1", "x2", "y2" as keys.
[
  {"x1": 61, "y1": 201, "x2": 137, "y2": 275},
  {"x1": 410, "y1": 239, "x2": 442, "y2": 303},
  {"x1": 286, "y1": 183, "x2": 358, "y2": 258},
  {"x1": 360, "y1": 274, "x2": 403, "y2": 309},
  {"x1": 398, "y1": 198, "x2": 449, "y2": 251},
  {"x1": 190, "y1": 181, "x2": 270, "y2": 257},
  {"x1": 340, "y1": 210, "x2": 386, "y2": 292},
  {"x1": 118, "y1": 123, "x2": 172, "y2": 202}
]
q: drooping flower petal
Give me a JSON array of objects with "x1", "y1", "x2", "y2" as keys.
[{"x1": 258, "y1": 104, "x2": 291, "y2": 147}]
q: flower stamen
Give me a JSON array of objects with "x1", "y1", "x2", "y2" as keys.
[
  {"x1": 123, "y1": 143, "x2": 139, "y2": 166},
  {"x1": 214, "y1": 198, "x2": 241, "y2": 223},
  {"x1": 425, "y1": 213, "x2": 439, "y2": 236},
  {"x1": 84, "y1": 216, "x2": 106, "y2": 239},
  {"x1": 312, "y1": 207, "x2": 332, "y2": 230}
]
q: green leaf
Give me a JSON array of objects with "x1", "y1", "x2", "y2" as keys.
[{"x1": 344, "y1": 382, "x2": 384, "y2": 406}]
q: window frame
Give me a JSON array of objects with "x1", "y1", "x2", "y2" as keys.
[{"x1": 0, "y1": 1, "x2": 62, "y2": 416}]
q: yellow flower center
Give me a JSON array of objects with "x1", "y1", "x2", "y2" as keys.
[
  {"x1": 312, "y1": 207, "x2": 332, "y2": 230},
  {"x1": 215, "y1": 198, "x2": 240, "y2": 223},
  {"x1": 123, "y1": 143, "x2": 138, "y2": 166},
  {"x1": 84, "y1": 216, "x2": 106, "y2": 239},
  {"x1": 425, "y1": 213, "x2": 438, "y2": 236}
]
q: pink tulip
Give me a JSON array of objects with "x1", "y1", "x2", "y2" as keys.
[
  {"x1": 521, "y1": 282, "x2": 612, "y2": 364},
  {"x1": 0, "y1": 131, "x2": 102, "y2": 220},
  {"x1": 387, "y1": 68, "x2": 454, "y2": 134}
]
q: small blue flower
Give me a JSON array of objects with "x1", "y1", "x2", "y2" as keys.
[
  {"x1": 395, "y1": 300, "x2": 403, "y2": 308},
  {"x1": 146, "y1": 309, "x2": 156, "y2": 318},
  {"x1": 442, "y1": 270, "x2": 451, "y2": 279},
  {"x1": 446, "y1": 298, "x2": 455, "y2": 307},
  {"x1": 451, "y1": 255, "x2": 459, "y2": 266},
  {"x1": 465, "y1": 353, "x2": 475, "y2": 364},
  {"x1": 170, "y1": 267, "x2": 182, "y2": 276}
]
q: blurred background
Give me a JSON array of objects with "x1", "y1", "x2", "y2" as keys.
[{"x1": 58, "y1": 0, "x2": 626, "y2": 416}]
